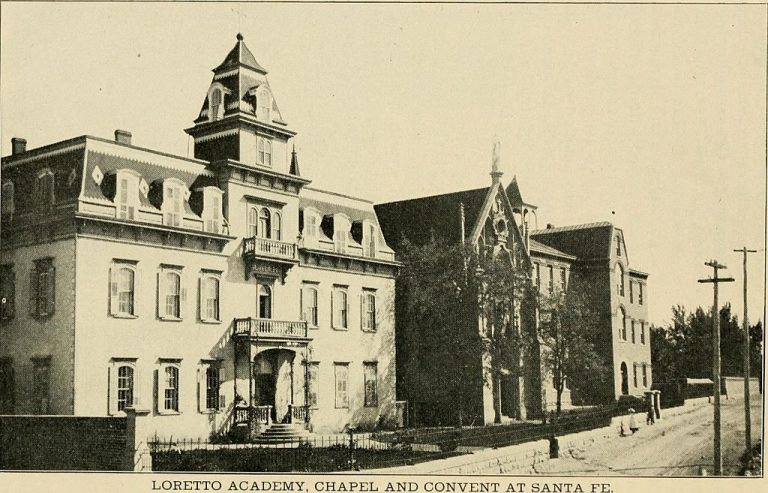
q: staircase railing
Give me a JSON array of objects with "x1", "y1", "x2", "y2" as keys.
[{"x1": 288, "y1": 404, "x2": 308, "y2": 424}]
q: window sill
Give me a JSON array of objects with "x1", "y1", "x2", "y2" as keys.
[
  {"x1": 308, "y1": 325, "x2": 319, "y2": 330},
  {"x1": 361, "y1": 328, "x2": 377, "y2": 333},
  {"x1": 158, "y1": 410, "x2": 182, "y2": 416},
  {"x1": 159, "y1": 316, "x2": 183, "y2": 322},
  {"x1": 200, "y1": 319, "x2": 222, "y2": 325},
  {"x1": 332, "y1": 327, "x2": 349, "y2": 331},
  {"x1": 199, "y1": 409, "x2": 222, "y2": 415},
  {"x1": 112, "y1": 313, "x2": 138, "y2": 319}
]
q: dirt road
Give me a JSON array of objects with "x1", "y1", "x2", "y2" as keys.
[{"x1": 533, "y1": 396, "x2": 762, "y2": 476}]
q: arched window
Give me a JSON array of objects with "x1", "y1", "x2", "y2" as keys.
[
  {"x1": 116, "y1": 365, "x2": 134, "y2": 412},
  {"x1": 271, "y1": 212, "x2": 281, "y2": 241},
  {"x1": 36, "y1": 169, "x2": 55, "y2": 210},
  {"x1": 619, "y1": 306, "x2": 627, "y2": 341},
  {"x1": 209, "y1": 88, "x2": 223, "y2": 121},
  {"x1": 258, "y1": 284, "x2": 272, "y2": 319},
  {"x1": 247, "y1": 207, "x2": 258, "y2": 237},
  {"x1": 258, "y1": 208, "x2": 271, "y2": 239},
  {"x1": 333, "y1": 288, "x2": 348, "y2": 329},
  {"x1": 362, "y1": 290, "x2": 376, "y2": 331},
  {"x1": 164, "y1": 271, "x2": 181, "y2": 318},
  {"x1": 615, "y1": 264, "x2": 625, "y2": 297},
  {"x1": 163, "y1": 366, "x2": 179, "y2": 412},
  {"x1": 1, "y1": 181, "x2": 15, "y2": 217}
]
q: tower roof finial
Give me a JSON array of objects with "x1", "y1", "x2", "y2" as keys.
[
  {"x1": 236, "y1": 32, "x2": 244, "y2": 41},
  {"x1": 490, "y1": 137, "x2": 503, "y2": 184}
]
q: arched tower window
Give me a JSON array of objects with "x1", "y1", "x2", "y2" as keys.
[
  {"x1": 209, "y1": 88, "x2": 223, "y2": 121},
  {"x1": 618, "y1": 306, "x2": 627, "y2": 341}
]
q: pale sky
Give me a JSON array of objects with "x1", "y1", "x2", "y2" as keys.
[{"x1": 1, "y1": 2, "x2": 765, "y2": 327}]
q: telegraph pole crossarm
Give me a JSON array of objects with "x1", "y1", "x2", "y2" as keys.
[
  {"x1": 733, "y1": 247, "x2": 757, "y2": 458},
  {"x1": 698, "y1": 259, "x2": 734, "y2": 476}
]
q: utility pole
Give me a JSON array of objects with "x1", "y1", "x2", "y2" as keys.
[
  {"x1": 734, "y1": 247, "x2": 757, "y2": 456},
  {"x1": 698, "y1": 260, "x2": 734, "y2": 476}
]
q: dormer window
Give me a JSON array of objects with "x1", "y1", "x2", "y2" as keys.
[
  {"x1": 364, "y1": 224, "x2": 377, "y2": 258},
  {"x1": 36, "y1": 169, "x2": 55, "y2": 210},
  {"x1": 1, "y1": 181, "x2": 14, "y2": 218},
  {"x1": 257, "y1": 137, "x2": 272, "y2": 167},
  {"x1": 258, "y1": 88, "x2": 271, "y2": 122},
  {"x1": 116, "y1": 171, "x2": 140, "y2": 221},
  {"x1": 163, "y1": 181, "x2": 185, "y2": 227},
  {"x1": 209, "y1": 87, "x2": 224, "y2": 121}
]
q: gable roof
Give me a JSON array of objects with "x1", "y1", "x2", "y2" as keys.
[
  {"x1": 375, "y1": 187, "x2": 489, "y2": 248},
  {"x1": 529, "y1": 238, "x2": 577, "y2": 261},
  {"x1": 530, "y1": 222, "x2": 614, "y2": 260}
]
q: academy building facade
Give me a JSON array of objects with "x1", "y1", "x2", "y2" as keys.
[{"x1": 0, "y1": 35, "x2": 399, "y2": 440}]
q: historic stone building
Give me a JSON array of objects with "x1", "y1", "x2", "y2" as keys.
[
  {"x1": 375, "y1": 162, "x2": 651, "y2": 425},
  {"x1": 0, "y1": 35, "x2": 399, "y2": 440}
]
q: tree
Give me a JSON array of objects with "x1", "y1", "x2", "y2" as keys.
[
  {"x1": 470, "y1": 248, "x2": 533, "y2": 423},
  {"x1": 396, "y1": 238, "x2": 533, "y2": 424},
  {"x1": 537, "y1": 285, "x2": 607, "y2": 415}
]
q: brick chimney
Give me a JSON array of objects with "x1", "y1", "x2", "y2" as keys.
[
  {"x1": 546, "y1": 223, "x2": 555, "y2": 229},
  {"x1": 114, "y1": 130, "x2": 132, "y2": 145},
  {"x1": 11, "y1": 138, "x2": 27, "y2": 155}
]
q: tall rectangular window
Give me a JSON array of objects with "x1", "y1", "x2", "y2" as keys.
[
  {"x1": 117, "y1": 176, "x2": 136, "y2": 220},
  {"x1": 307, "y1": 362, "x2": 319, "y2": 408},
  {"x1": 638, "y1": 284, "x2": 644, "y2": 305},
  {"x1": 164, "y1": 185, "x2": 182, "y2": 227},
  {"x1": 535, "y1": 263, "x2": 541, "y2": 292},
  {"x1": 160, "y1": 267, "x2": 184, "y2": 320},
  {"x1": 642, "y1": 364, "x2": 648, "y2": 387},
  {"x1": 205, "y1": 195, "x2": 221, "y2": 233},
  {"x1": 333, "y1": 287, "x2": 348, "y2": 330},
  {"x1": 362, "y1": 290, "x2": 376, "y2": 331},
  {"x1": 201, "y1": 273, "x2": 221, "y2": 322},
  {"x1": 629, "y1": 281, "x2": 634, "y2": 303},
  {"x1": 547, "y1": 266, "x2": 554, "y2": 296},
  {"x1": 559, "y1": 267, "x2": 567, "y2": 293},
  {"x1": 364, "y1": 362, "x2": 378, "y2": 407},
  {"x1": 631, "y1": 320, "x2": 636, "y2": 344},
  {"x1": 640, "y1": 322, "x2": 646, "y2": 345},
  {"x1": 163, "y1": 365, "x2": 179, "y2": 412},
  {"x1": 205, "y1": 366, "x2": 220, "y2": 410},
  {"x1": 32, "y1": 358, "x2": 50, "y2": 414},
  {"x1": 334, "y1": 363, "x2": 349, "y2": 408},
  {"x1": 29, "y1": 258, "x2": 55, "y2": 319},
  {"x1": 633, "y1": 364, "x2": 638, "y2": 388},
  {"x1": 0, "y1": 264, "x2": 15, "y2": 321},
  {"x1": 36, "y1": 170, "x2": 55, "y2": 210},
  {"x1": 302, "y1": 284, "x2": 319, "y2": 327}
]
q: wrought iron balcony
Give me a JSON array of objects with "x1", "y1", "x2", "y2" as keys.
[
  {"x1": 233, "y1": 318, "x2": 309, "y2": 340},
  {"x1": 243, "y1": 236, "x2": 297, "y2": 262}
]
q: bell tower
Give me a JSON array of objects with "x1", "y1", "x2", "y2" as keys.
[{"x1": 185, "y1": 34, "x2": 299, "y2": 176}]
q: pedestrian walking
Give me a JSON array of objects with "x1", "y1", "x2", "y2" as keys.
[
  {"x1": 646, "y1": 402, "x2": 655, "y2": 425},
  {"x1": 628, "y1": 408, "x2": 639, "y2": 434}
]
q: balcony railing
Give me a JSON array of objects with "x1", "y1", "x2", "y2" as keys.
[
  {"x1": 234, "y1": 318, "x2": 308, "y2": 339},
  {"x1": 243, "y1": 236, "x2": 297, "y2": 262}
]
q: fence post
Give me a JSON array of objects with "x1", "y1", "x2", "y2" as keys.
[{"x1": 125, "y1": 407, "x2": 152, "y2": 471}]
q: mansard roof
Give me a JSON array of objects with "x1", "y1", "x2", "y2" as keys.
[{"x1": 375, "y1": 187, "x2": 489, "y2": 248}]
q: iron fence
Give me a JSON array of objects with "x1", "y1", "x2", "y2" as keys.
[{"x1": 148, "y1": 405, "x2": 620, "y2": 472}]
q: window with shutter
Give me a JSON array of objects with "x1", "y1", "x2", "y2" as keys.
[
  {"x1": 163, "y1": 366, "x2": 179, "y2": 412},
  {"x1": 333, "y1": 288, "x2": 348, "y2": 330},
  {"x1": 117, "y1": 365, "x2": 134, "y2": 412},
  {"x1": 334, "y1": 363, "x2": 349, "y2": 408},
  {"x1": 36, "y1": 170, "x2": 55, "y2": 211},
  {"x1": 362, "y1": 290, "x2": 376, "y2": 331},
  {"x1": 247, "y1": 207, "x2": 258, "y2": 237},
  {"x1": 200, "y1": 274, "x2": 220, "y2": 322},
  {"x1": 1, "y1": 181, "x2": 14, "y2": 218},
  {"x1": 30, "y1": 258, "x2": 54, "y2": 319},
  {"x1": 307, "y1": 362, "x2": 319, "y2": 408},
  {"x1": 159, "y1": 267, "x2": 184, "y2": 320},
  {"x1": 364, "y1": 362, "x2": 378, "y2": 407},
  {"x1": 272, "y1": 212, "x2": 281, "y2": 241}
]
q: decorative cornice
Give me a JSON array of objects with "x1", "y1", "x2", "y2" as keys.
[
  {"x1": 86, "y1": 140, "x2": 214, "y2": 176},
  {"x1": 213, "y1": 69, "x2": 239, "y2": 80},
  {"x1": 195, "y1": 128, "x2": 240, "y2": 144}
]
